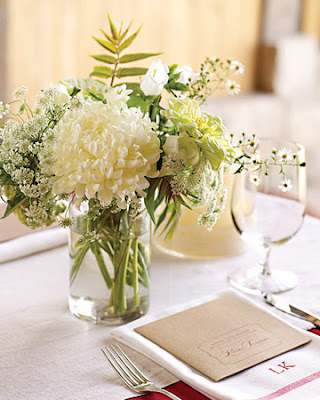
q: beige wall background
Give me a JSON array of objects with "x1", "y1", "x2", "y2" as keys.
[{"x1": 4, "y1": 0, "x2": 263, "y2": 103}]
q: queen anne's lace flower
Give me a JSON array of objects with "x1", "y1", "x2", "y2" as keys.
[
  {"x1": 0, "y1": 101, "x2": 10, "y2": 118},
  {"x1": 13, "y1": 86, "x2": 28, "y2": 99},
  {"x1": 52, "y1": 92, "x2": 161, "y2": 209}
]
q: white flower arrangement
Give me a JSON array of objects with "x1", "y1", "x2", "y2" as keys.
[{"x1": 0, "y1": 15, "x2": 305, "y2": 316}]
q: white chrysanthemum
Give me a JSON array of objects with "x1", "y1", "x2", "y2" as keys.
[
  {"x1": 104, "y1": 85, "x2": 132, "y2": 109},
  {"x1": 62, "y1": 77, "x2": 107, "y2": 95},
  {"x1": 61, "y1": 78, "x2": 131, "y2": 107},
  {"x1": 52, "y1": 98, "x2": 161, "y2": 208}
]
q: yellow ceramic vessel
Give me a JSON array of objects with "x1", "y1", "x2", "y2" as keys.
[{"x1": 153, "y1": 173, "x2": 247, "y2": 259}]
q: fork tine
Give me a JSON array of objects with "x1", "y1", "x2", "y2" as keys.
[
  {"x1": 110, "y1": 344, "x2": 145, "y2": 385},
  {"x1": 112, "y1": 344, "x2": 149, "y2": 383},
  {"x1": 101, "y1": 348, "x2": 136, "y2": 388},
  {"x1": 106, "y1": 346, "x2": 141, "y2": 386}
]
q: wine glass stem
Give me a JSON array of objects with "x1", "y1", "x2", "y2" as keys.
[{"x1": 261, "y1": 244, "x2": 271, "y2": 276}]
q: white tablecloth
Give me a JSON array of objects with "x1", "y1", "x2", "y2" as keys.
[{"x1": 1, "y1": 215, "x2": 320, "y2": 400}]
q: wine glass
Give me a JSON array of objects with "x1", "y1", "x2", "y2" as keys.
[{"x1": 228, "y1": 138, "x2": 306, "y2": 294}]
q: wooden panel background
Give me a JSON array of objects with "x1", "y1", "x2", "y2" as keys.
[
  {"x1": 302, "y1": 0, "x2": 320, "y2": 40},
  {"x1": 4, "y1": 0, "x2": 263, "y2": 103},
  {"x1": 0, "y1": 0, "x2": 7, "y2": 99}
]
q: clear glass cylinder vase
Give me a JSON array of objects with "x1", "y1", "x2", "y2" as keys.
[{"x1": 68, "y1": 204, "x2": 150, "y2": 325}]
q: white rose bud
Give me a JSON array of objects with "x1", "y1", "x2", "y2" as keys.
[
  {"x1": 163, "y1": 132, "x2": 200, "y2": 167},
  {"x1": 140, "y1": 59, "x2": 169, "y2": 96},
  {"x1": 176, "y1": 65, "x2": 196, "y2": 85},
  {"x1": 163, "y1": 135, "x2": 179, "y2": 156},
  {"x1": 50, "y1": 83, "x2": 71, "y2": 107}
]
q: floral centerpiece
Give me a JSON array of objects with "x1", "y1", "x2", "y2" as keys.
[{"x1": 0, "y1": 15, "x2": 304, "y2": 324}]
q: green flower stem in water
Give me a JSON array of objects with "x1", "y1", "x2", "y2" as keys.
[
  {"x1": 69, "y1": 205, "x2": 150, "y2": 317},
  {"x1": 70, "y1": 242, "x2": 90, "y2": 285},
  {"x1": 113, "y1": 238, "x2": 132, "y2": 314},
  {"x1": 98, "y1": 240, "x2": 114, "y2": 257},
  {"x1": 90, "y1": 241, "x2": 113, "y2": 289},
  {"x1": 132, "y1": 238, "x2": 140, "y2": 307},
  {"x1": 137, "y1": 244, "x2": 150, "y2": 287}
]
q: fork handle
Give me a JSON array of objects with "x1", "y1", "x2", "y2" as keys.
[{"x1": 154, "y1": 388, "x2": 184, "y2": 400}]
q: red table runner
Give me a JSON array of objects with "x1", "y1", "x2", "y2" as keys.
[{"x1": 127, "y1": 328, "x2": 320, "y2": 400}]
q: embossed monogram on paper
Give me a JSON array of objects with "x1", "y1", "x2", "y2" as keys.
[{"x1": 198, "y1": 324, "x2": 282, "y2": 365}]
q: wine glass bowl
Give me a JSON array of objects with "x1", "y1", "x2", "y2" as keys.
[{"x1": 228, "y1": 139, "x2": 306, "y2": 294}]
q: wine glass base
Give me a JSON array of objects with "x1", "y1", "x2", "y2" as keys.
[{"x1": 227, "y1": 265, "x2": 298, "y2": 294}]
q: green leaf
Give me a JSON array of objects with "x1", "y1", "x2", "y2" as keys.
[
  {"x1": 99, "y1": 28, "x2": 117, "y2": 44},
  {"x1": 92, "y1": 36, "x2": 117, "y2": 54},
  {"x1": 108, "y1": 13, "x2": 119, "y2": 40},
  {"x1": 126, "y1": 94, "x2": 148, "y2": 112},
  {"x1": 116, "y1": 67, "x2": 147, "y2": 77},
  {"x1": 118, "y1": 20, "x2": 124, "y2": 37},
  {"x1": 92, "y1": 79, "x2": 106, "y2": 85},
  {"x1": 166, "y1": 82, "x2": 189, "y2": 92},
  {"x1": 154, "y1": 180, "x2": 167, "y2": 210},
  {"x1": 114, "y1": 82, "x2": 143, "y2": 96},
  {"x1": 168, "y1": 64, "x2": 178, "y2": 77},
  {"x1": 90, "y1": 66, "x2": 113, "y2": 79},
  {"x1": 186, "y1": 190, "x2": 199, "y2": 200},
  {"x1": 70, "y1": 86, "x2": 81, "y2": 97},
  {"x1": 116, "y1": 82, "x2": 141, "y2": 90},
  {"x1": 161, "y1": 200, "x2": 181, "y2": 239},
  {"x1": 0, "y1": 173, "x2": 14, "y2": 186},
  {"x1": 234, "y1": 165, "x2": 243, "y2": 174},
  {"x1": 144, "y1": 178, "x2": 160, "y2": 224},
  {"x1": 119, "y1": 20, "x2": 133, "y2": 42},
  {"x1": 176, "y1": 195, "x2": 192, "y2": 210},
  {"x1": 18, "y1": 102, "x2": 26, "y2": 114},
  {"x1": 119, "y1": 52, "x2": 162, "y2": 63},
  {"x1": 155, "y1": 203, "x2": 169, "y2": 231},
  {"x1": 119, "y1": 26, "x2": 142, "y2": 52},
  {"x1": 89, "y1": 92, "x2": 107, "y2": 103},
  {"x1": 165, "y1": 204, "x2": 181, "y2": 240},
  {"x1": 0, "y1": 195, "x2": 26, "y2": 219},
  {"x1": 90, "y1": 54, "x2": 117, "y2": 64}
]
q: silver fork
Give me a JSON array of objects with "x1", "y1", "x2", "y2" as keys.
[{"x1": 101, "y1": 344, "x2": 183, "y2": 400}]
